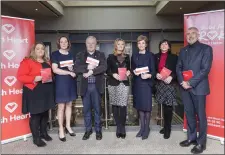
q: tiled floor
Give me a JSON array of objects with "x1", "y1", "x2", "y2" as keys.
[{"x1": 2, "y1": 126, "x2": 224, "y2": 154}]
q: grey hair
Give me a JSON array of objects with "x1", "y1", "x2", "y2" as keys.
[
  {"x1": 188, "y1": 27, "x2": 199, "y2": 32},
  {"x1": 86, "y1": 36, "x2": 97, "y2": 43}
]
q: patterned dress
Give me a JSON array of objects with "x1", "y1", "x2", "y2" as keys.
[
  {"x1": 108, "y1": 83, "x2": 129, "y2": 107},
  {"x1": 108, "y1": 55, "x2": 130, "y2": 107}
]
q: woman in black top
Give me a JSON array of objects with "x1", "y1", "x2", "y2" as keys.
[
  {"x1": 155, "y1": 39, "x2": 178, "y2": 139},
  {"x1": 107, "y1": 38, "x2": 131, "y2": 139}
]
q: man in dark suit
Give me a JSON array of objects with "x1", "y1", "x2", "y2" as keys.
[
  {"x1": 75, "y1": 36, "x2": 107, "y2": 140},
  {"x1": 176, "y1": 27, "x2": 213, "y2": 154}
]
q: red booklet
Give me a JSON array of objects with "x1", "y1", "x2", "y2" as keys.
[
  {"x1": 118, "y1": 68, "x2": 127, "y2": 81},
  {"x1": 182, "y1": 70, "x2": 194, "y2": 81},
  {"x1": 160, "y1": 67, "x2": 172, "y2": 80},
  {"x1": 41, "y1": 68, "x2": 53, "y2": 83}
]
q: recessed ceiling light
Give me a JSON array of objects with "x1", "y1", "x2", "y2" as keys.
[
  {"x1": 180, "y1": 7, "x2": 182, "y2": 10},
  {"x1": 35, "y1": 8, "x2": 38, "y2": 11}
]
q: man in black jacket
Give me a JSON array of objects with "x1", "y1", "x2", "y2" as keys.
[
  {"x1": 176, "y1": 27, "x2": 213, "y2": 154},
  {"x1": 75, "y1": 36, "x2": 107, "y2": 140}
]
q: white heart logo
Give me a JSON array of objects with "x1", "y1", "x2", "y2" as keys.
[
  {"x1": 5, "y1": 102, "x2": 18, "y2": 113},
  {"x1": 207, "y1": 31, "x2": 218, "y2": 40},
  {"x1": 2, "y1": 24, "x2": 15, "y2": 34},
  {"x1": 3, "y1": 50, "x2": 16, "y2": 60},
  {"x1": 4, "y1": 76, "x2": 17, "y2": 86}
]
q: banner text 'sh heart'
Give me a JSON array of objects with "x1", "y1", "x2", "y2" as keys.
[{"x1": 1, "y1": 16, "x2": 35, "y2": 144}]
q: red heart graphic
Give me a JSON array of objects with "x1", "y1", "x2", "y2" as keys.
[
  {"x1": 207, "y1": 31, "x2": 218, "y2": 40},
  {"x1": 4, "y1": 76, "x2": 17, "y2": 86},
  {"x1": 3, "y1": 50, "x2": 16, "y2": 60},
  {"x1": 2, "y1": 24, "x2": 15, "y2": 34},
  {"x1": 5, "y1": 102, "x2": 18, "y2": 113}
]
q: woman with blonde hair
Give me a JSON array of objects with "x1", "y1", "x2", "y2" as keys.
[
  {"x1": 106, "y1": 38, "x2": 131, "y2": 139},
  {"x1": 17, "y1": 42, "x2": 55, "y2": 147}
]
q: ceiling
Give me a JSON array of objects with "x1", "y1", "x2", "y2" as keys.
[
  {"x1": 59, "y1": 0, "x2": 158, "y2": 7},
  {"x1": 1, "y1": 1, "x2": 224, "y2": 19},
  {"x1": 1, "y1": 1, "x2": 59, "y2": 19},
  {"x1": 157, "y1": 1, "x2": 224, "y2": 15}
]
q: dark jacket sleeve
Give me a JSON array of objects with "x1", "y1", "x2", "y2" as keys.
[
  {"x1": 171, "y1": 55, "x2": 178, "y2": 80},
  {"x1": 126, "y1": 55, "x2": 131, "y2": 71},
  {"x1": 176, "y1": 49, "x2": 184, "y2": 84},
  {"x1": 75, "y1": 52, "x2": 88, "y2": 74},
  {"x1": 131, "y1": 54, "x2": 136, "y2": 75},
  {"x1": 189, "y1": 46, "x2": 213, "y2": 87},
  {"x1": 106, "y1": 55, "x2": 113, "y2": 77},
  {"x1": 149, "y1": 52, "x2": 156, "y2": 79},
  {"x1": 93, "y1": 52, "x2": 107, "y2": 75}
]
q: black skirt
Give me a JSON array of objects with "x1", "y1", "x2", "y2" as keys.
[
  {"x1": 155, "y1": 81, "x2": 177, "y2": 106},
  {"x1": 22, "y1": 62, "x2": 55, "y2": 114}
]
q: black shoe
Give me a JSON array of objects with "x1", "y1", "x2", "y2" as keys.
[
  {"x1": 40, "y1": 133, "x2": 53, "y2": 141},
  {"x1": 163, "y1": 129, "x2": 171, "y2": 139},
  {"x1": 96, "y1": 131, "x2": 102, "y2": 140},
  {"x1": 159, "y1": 128, "x2": 164, "y2": 134},
  {"x1": 142, "y1": 128, "x2": 150, "y2": 140},
  {"x1": 65, "y1": 127, "x2": 76, "y2": 136},
  {"x1": 58, "y1": 131, "x2": 66, "y2": 142},
  {"x1": 33, "y1": 138, "x2": 47, "y2": 147},
  {"x1": 82, "y1": 130, "x2": 93, "y2": 140},
  {"x1": 180, "y1": 140, "x2": 197, "y2": 147},
  {"x1": 120, "y1": 133, "x2": 126, "y2": 139},
  {"x1": 191, "y1": 144, "x2": 206, "y2": 154},
  {"x1": 116, "y1": 133, "x2": 121, "y2": 138}
]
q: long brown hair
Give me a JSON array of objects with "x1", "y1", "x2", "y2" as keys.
[
  {"x1": 27, "y1": 42, "x2": 49, "y2": 62},
  {"x1": 113, "y1": 38, "x2": 126, "y2": 57}
]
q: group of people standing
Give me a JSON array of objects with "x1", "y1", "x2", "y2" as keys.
[{"x1": 17, "y1": 26, "x2": 213, "y2": 154}]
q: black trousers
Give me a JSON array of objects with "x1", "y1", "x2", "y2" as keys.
[
  {"x1": 30, "y1": 111, "x2": 49, "y2": 140},
  {"x1": 112, "y1": 105, "x2": 127, "y2": 134},
  {"x1": 181, "y1": 90, "x2": 207, "y2": 145}
]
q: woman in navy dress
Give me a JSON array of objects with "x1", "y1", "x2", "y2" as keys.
[
  {"x1": 51, "y1": 36, "x2": 77, "y2": 142},
  {"x1": 131, "y1": 35, "x2": 155, "y2": 140}
]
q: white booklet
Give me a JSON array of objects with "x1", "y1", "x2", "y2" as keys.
[
  {"x1": 135, "y1": 66, "x2": 149, "y2": 74},
  {"x1": 60, "y1": 60, "x2": 74, "y2": 68},
  {"x1": 86, "y1": 57, "x2": 99, "y2": 66}
]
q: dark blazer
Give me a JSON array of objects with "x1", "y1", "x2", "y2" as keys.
[
  {"x1": 131, "y1": 51, "x2": 156, "y2": 87},
  {"x1": 75, "y1": 50, "x2": 107, "y2": 96},
  {"x1": 155, "y1": 52, "x2": 178, "y2": 83},
  {"x1": 106, "y1": 54, "x2": 130, "y2": 86},
  {"x1": 176, "y1": 41, "x2": 213, "y2": 95}
]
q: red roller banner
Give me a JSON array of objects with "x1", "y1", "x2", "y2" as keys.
[
  {"x1": 1, "y1": 16, "x2": 35, "y2": 144},
  {"x1": 183, "y1": 10, "x2": 224, "y2": 144}
]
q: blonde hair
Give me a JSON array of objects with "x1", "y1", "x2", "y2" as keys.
[
  {"x1": 28, "y1": 42, "x2": 49, "y2": 62},
  {"x1": 113, "y1": 38, "x2": 126, "y2": 56},
  {"x1": 137, "y1": 35, "x2": 148, "y2": 47}
]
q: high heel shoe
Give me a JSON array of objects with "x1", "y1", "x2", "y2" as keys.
[
  {"x1": 65, "y1": 127, "x2": 76, "y2": 136},
  {"x1": 58, "y1": 131, "x2": 66, "y2": 142}
]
